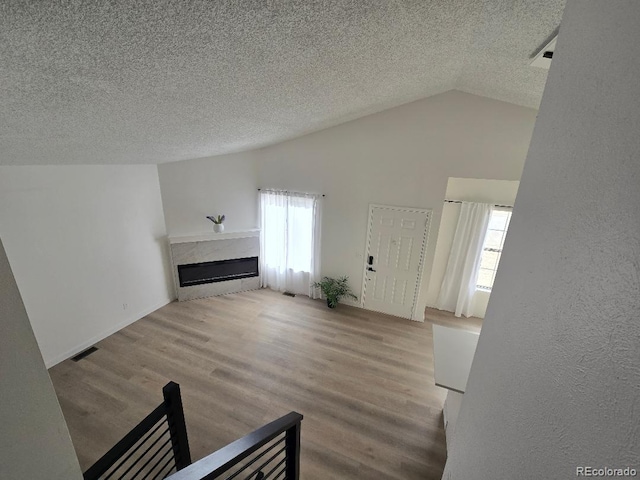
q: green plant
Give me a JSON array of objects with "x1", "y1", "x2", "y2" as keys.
[
  {"x1": 206, "y1": 214, "x2": 226, "y2": 224},
  {"x1": 312, "y1": 276, "x2": 357, "y2": 309}
]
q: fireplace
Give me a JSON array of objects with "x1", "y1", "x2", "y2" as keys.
[
  {"x1": 169, "y1": 230, "x2": 261, "y2": 301},
  {"x1": 178, "y1": 256, "x2": 259, "y2": 287}
]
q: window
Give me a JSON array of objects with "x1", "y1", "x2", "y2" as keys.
[
  {"x1": 262, "y1": 199, "x2": 314, "y2": 273},
  {"x1": 259, "y1": 189, "x2": 322, "y2": 297},
  {"x1": 476, "y1": 209, "x2": 512, "y2": 291}
]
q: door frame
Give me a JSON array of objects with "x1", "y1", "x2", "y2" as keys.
[{"x1": 360, "y1": 203, "x2": 432, "y2": 321}]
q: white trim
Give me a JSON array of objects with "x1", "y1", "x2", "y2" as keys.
[
  {"x1": 367, "y1": 203, "x2": 432, "y2": 213},
  {"x1": 413, "y1": 208, "x2": 433, "y2": 321},
  {"x1": 361, "y1": 204, "x2": 432, "y2": 321},
  {"x1": 45, "y1": 297, "x2": 173, "y2": 368},
  {"x1": 168, "y1": 229, "x2": 260, "y2": 244},
  {"x1": 360, "y1": 206, "x2": 374, "y2": 310}
]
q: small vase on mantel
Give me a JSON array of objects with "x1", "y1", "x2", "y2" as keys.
[{"x1": 206, "y1": 215, "x2": 226, "y2": 233}]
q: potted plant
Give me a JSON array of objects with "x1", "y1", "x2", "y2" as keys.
[
  {"x1": 206, "y1": 214, "x2": 226, "y2": 233},
  {"x1": 312, "y1": 276, "x2": 358, "y2": 309}
]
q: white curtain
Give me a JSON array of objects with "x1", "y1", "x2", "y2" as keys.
[
  {"x1": 437, "y1": 202, "x2": 493, "y2": 317},
  {"x1": 259, "y1": 190, "x2": 322, "y2": 298}
]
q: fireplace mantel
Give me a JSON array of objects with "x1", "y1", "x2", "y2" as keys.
[{"x1": 168, "y1": 229, "x2": 260, "y2": 245}]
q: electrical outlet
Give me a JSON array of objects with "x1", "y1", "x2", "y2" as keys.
[{"x1": 123, "y1": 303, "x2": 128, "y2": 310}]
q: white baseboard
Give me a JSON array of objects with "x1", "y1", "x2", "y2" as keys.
[{"x1": 45, "y1": 297, "x2": 173, "y2": 368}]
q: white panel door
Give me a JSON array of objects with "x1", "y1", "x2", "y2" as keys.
[{"x1": 362, "y1": 205, "x2": 430, "y2": 319}]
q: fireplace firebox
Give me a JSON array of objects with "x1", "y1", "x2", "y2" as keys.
[{"x1": 178, "y1": 256, "x2": 259, "y2": 287}]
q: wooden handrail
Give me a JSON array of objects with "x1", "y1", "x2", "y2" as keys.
[{"x1": 167, "y1": 412, "x2": 303, "y2": 480}]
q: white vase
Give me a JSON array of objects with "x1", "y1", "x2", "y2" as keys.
[{"x1": 213, "y1": 223, "x2": 225, "y2": 233}]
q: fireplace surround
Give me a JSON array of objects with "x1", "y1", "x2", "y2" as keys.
[{"x1": 169, "y1": 230, "x2": 260, "y2": 301}]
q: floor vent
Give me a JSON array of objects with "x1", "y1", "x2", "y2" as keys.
[
  {"x1": 283, "y1": 292, "x2": 296, "y2": 297},
  {"x1": 72, "y1": 346, "x2": 98, "y2": 362}
]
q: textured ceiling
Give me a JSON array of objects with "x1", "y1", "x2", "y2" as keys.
[{"x1": 1, "y1": 1, "x2": 565, "y2": 165}]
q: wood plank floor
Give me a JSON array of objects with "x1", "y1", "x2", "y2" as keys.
[{"x1": 49, "y1": 289, "x2": 478, "y2": 479}]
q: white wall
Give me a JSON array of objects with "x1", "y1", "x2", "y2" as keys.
[
  {"x1": 426, "y1": 177, "x2": 520, "y2": 318},
  {"x1": 444, "y1": 1, "x2": 640, "y2": 477},
  {"x1": 158, "y1": 91, "x2": 535, "y2": 318},
  {"x1": 255, "y1": 91, "x2": 535, "y2": 319},
  {"x1": 158, "y1": 151, "x2": 259, "y2": 236},
  {"x1": 158, "y1": 91, "x2": 536, "y2": 319},
  {"x1": 0, "y1": 238, "x2": 82, "y2": 480},
  {"x1": 0, "y1": 166, "x2": 173, "y2": 366}
]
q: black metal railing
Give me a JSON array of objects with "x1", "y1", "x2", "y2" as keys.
[
  {"x1": 83, "y1": 382, "x2": 191, "y2": 480},
  {"x1": 83, "y1": 381, "x2": 303, "y2": 480},
  {"x1": 166, "y1": 412, "x2": 303, "y2": 480}
]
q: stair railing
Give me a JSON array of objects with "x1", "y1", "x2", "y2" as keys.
[
  {"x1": 83, "y1": 381, "x2": 191, "y2": 480},
  {"x1": 166, "y1": 411, "x2": 303, "y2": 480},
  {"x1": 83, "y1": 380, "x2": 303, "y2": 480}
]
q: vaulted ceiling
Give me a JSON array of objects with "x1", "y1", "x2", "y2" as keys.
[{"x1": 1, "y1": 1, "x2": 565, "y2": 165}]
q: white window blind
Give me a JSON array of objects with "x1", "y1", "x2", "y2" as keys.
[{"x1": 477, "y1": 209, "x2": 512, "y2": 291}]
